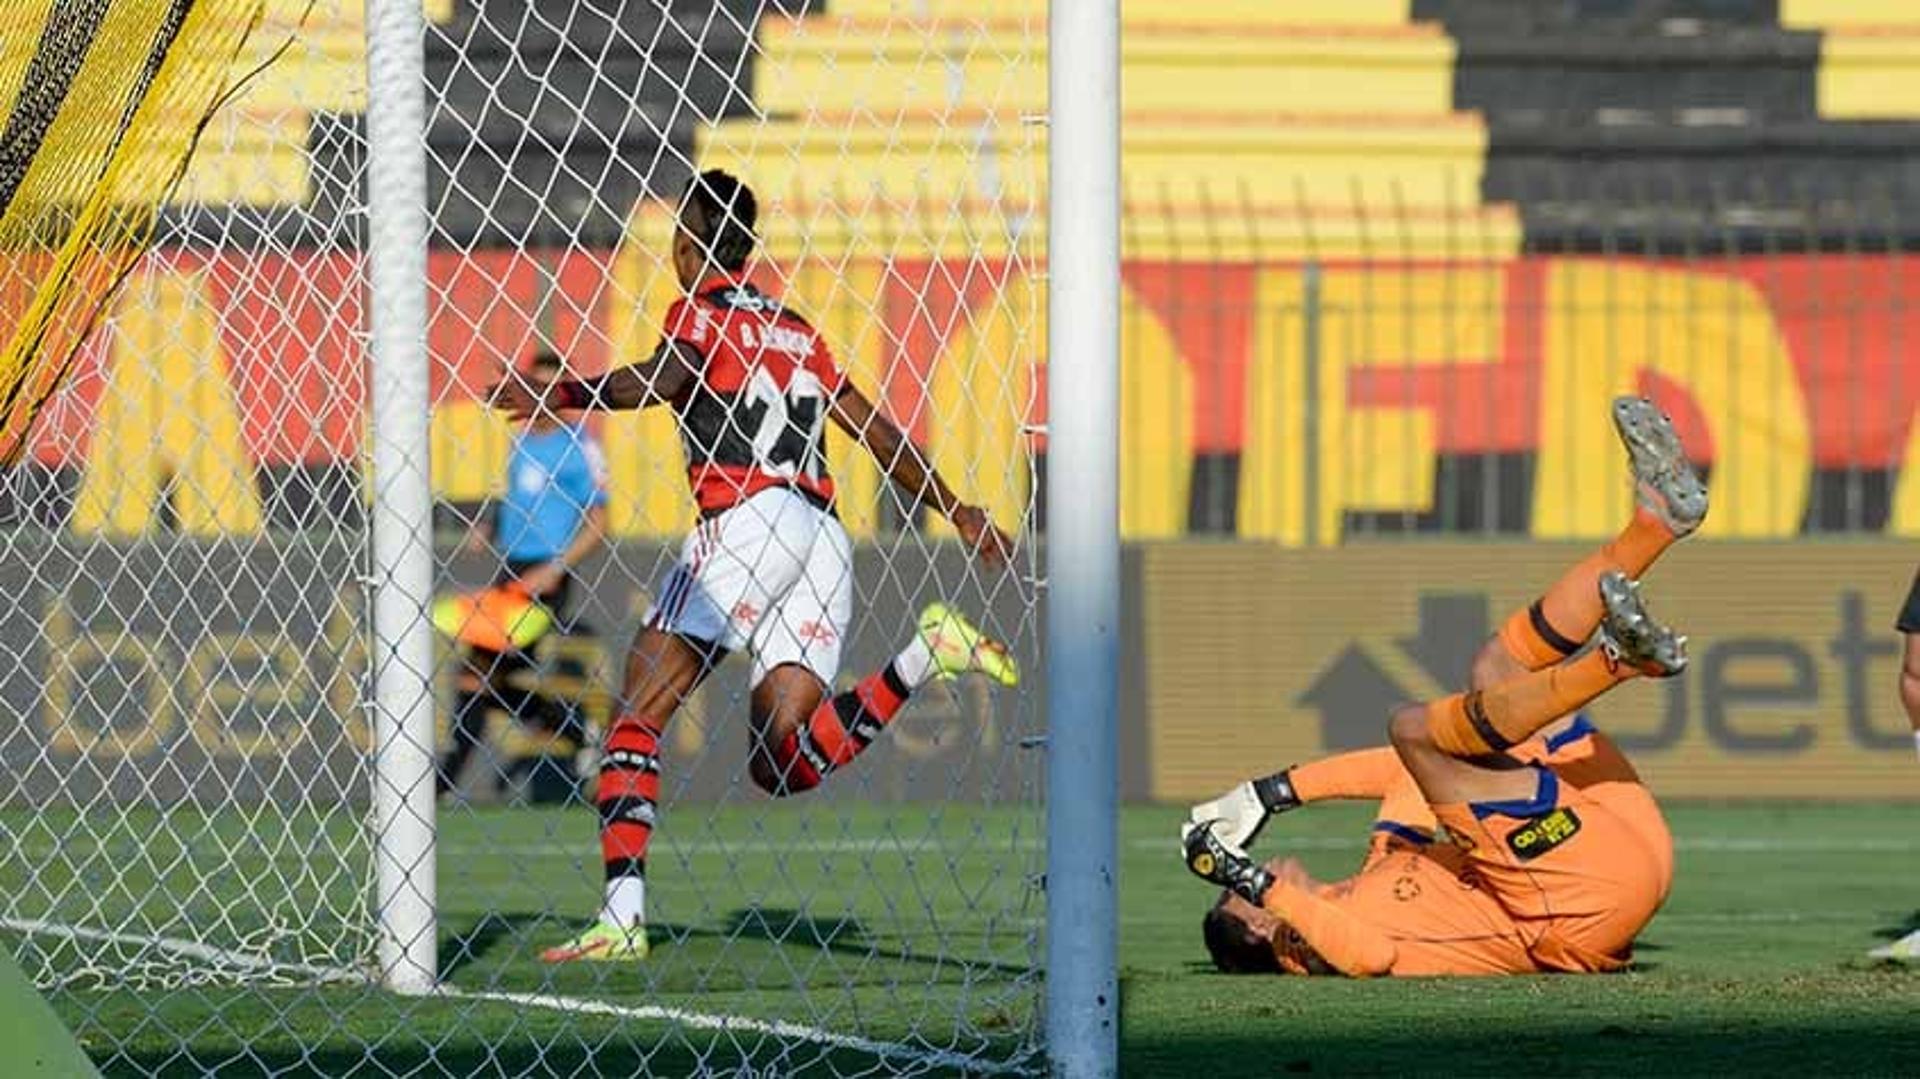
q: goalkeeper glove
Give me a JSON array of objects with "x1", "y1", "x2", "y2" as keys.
[
  {"x1": 1182, "y1": 820, "x2": 1275, "y2": 906},
  {"x1": 1181, "y1": 768, "x2": 1302, "y2": 853}
]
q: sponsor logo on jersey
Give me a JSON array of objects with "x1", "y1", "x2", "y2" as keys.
[
  {"x1": 719, "y1": 286, "x2": 775, "y2": 312},
  {"x1": 797, "y1": 620, "x2": 839, "y2": 645},
  {"x1": 1505, "y1": 806, "x2": 1582, "y2": 862}
]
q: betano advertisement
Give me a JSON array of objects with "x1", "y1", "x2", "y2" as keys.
[
  {"x1": 20, "y1": 249, "x2": 1920, "y2": 541},
  {"x1": 3, "y1": 536, "x2": 1910, "y2": 803},
  {"x1": 1131, "y1": 543, "x2": 1920, "y2": 801}
]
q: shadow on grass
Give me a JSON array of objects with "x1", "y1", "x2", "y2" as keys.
[
  {"x1": 1120, "y1": 1014, "x2": 1920, "y2": 1077},
  {"x1": 1872, "y1": 910, "x2": 1920, "y2": 942},
  {"x1": 438, "y1": 911, "x2": 541, "y2": 981},
  {"x1": 96, "y1": 1038, "x2": 959, "y2": 1079},
  {"x1": 439, "y1": 906, "x2": 1033, "y2": 983}
]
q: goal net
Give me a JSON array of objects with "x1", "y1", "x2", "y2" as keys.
[{"x1": 0, "y1": 0, "x2": 1046, "y2": 1073}]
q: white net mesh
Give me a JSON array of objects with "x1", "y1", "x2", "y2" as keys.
[{"x1": 1, "y1": 0, "x2": 1045, "y2": 1072}]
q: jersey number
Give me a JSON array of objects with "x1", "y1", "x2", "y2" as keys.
[{"x1": 739, "y1": 367, "x2": 826, "y2": 480}]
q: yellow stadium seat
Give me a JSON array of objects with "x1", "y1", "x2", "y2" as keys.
[
  {"x1": 825, "y1": 0, "x2": 1413, "y2": 28},
  {"x1": 160, "y1": 0, "x2": 457, "y2": 208},
  {"x1": 1781, "y1": 0, "x2": 1920, "y2": 28},
  {"x1": 702, "y1": 113, "x2": 1484, "y2": 210},
  {"x1": 738, "y1": 194, "x2": 1519, "y2": 264},
  {"x1": 1814, "y1": 31, "x2": 1920, "y2": 119},
  {"x1": 754, "y1": 19, "x2": 1454, "y2": 117}
]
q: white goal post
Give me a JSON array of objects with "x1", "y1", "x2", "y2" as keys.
[{"x1": 2, "y1": 0, "x2": 1119, "y2": 1074}]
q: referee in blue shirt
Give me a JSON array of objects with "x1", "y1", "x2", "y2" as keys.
[{"x1": 440, "y1": 350, "x2": 610, "y2": 796}]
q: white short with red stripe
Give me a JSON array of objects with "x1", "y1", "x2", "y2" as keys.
[{"x1": 644, "y1": 485, "x2": 853, "y2": 685}]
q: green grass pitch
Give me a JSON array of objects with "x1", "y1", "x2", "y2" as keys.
[{"x1": 9, "y1": 802, "x2": 1920, "y2": 1075}]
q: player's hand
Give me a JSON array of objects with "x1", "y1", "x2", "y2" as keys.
[
  {"x1": 952, "y1": 504, "x2": 1015, "y2": 568},
  {"x1": 1184, "y1": 782, "x2": 1273, "y2": 853},
  {"x1": 515, "y1": 561, "x2": 567, "y2": 599},
  {"x1": 489, "y1": 368, "x2": 550, "y2": 421},
  {"x1": 1182, "y1": 820, "x2": 1273, "y2": 906}
]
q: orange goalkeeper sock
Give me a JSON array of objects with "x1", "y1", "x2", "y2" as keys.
[
  {"x1": 1497, "y1": 507, "x2": 1676, "y2": 669},
  {"x1": 1428, "y1": 649, "x2": 1633, "y2": 757}
]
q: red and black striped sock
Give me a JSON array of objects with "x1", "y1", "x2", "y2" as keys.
[
  {"x1": 765, "y1": 662, "x2": 914, "y2": 795},
  {"x1": 598, "y1": 715, "x2": 662, "y2": 898}
]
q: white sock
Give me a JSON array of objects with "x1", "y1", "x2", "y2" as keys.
[
  {"x1": 892, "y1": 632, "x2": 937, "y2": 690},
  {"x1": 601, "y1": 876, "x2": 647, "y2": 928}
]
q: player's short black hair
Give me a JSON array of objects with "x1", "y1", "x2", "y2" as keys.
[
  {"x1": 526, "y1": 349, "x2": 564, "y2": 374},
  {"x1": 681, "y1": 169, "x2": 757, "y2": 272},
  {"x1": 1202, "y1": 902, "x2": 1281, "y2": 974}
]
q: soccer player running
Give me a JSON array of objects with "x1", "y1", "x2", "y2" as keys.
[
  {"x1": 1184, "y1": 397, "x2": 1704, "y2": 977},
  {"x1": 493, "y1": 170, "x2": 1020, "y2": 962}
]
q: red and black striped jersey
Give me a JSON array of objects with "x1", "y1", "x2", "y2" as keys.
[{"x1": 662, "y1": 274, "x2": 846, "y2": 514}]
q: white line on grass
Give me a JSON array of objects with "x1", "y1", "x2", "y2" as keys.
[
  {"x1": 453, "y1": 834, "x2": 1920, "y2": 861},
  {"x1": 0, "y1": 917, "x2": 1036, "y2": 1076},
  {"x1": 12, "y1": 833, "x2": 1917, "y2": 868},
  {"x1": 0, "y1": 916, "x2": 362, "y2": 985}
]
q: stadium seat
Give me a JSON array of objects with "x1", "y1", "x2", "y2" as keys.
[
  {"x1": 753, "y1": 18, "x2": 1455, "y2": 117},
  {"x1": 700, "y1": 113, "x2": 1487, "y2": 212},
  {"x1": 1779, "y1": 0, "x2": 1920, "y2": 28},
  {"x1": 1814, "y1": 30, "x2": 1920, "y2": 119},
  {"x1": 170, "y1": 0, "x2": 456, "y2": 207},
  {"x1": 825, "y1": 0, "x2": 1414, "y2": 27}
]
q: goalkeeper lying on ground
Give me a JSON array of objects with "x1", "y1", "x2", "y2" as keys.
[{"x1": 1183, "y1": 397, "x2": 1703, "y2": 976}]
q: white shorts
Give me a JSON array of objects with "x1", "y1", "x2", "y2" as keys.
[{"x1": 644, "y1": 486, "x2": 853, "y2": 686}]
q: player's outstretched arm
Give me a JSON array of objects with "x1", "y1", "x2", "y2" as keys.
[
  {"x1": 829, "y1": 384, "x2": 1015, "y2": 567},
  {"x1": 492, "y1": 340, "x2": 703, "y2": 419},
  {"x1": 1184, "y1": 746, "x2": 1408, "y2": 853}
]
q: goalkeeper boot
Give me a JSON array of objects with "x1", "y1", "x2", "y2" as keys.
[
  {"x1": 919, "y1": 603, "x2": 1019, "y2": 687},
  {"x1": 1869, "y1": 928, "x2": 1920, "y2": 961},
  {"x1": 1597, "y1": 572, "x2": 1689, "y2": 678},
  {"x1": 1182, "y1": 820, "x2": 1275, "y2": 907},
  {"x1": 539, "y1": 921, "x2": 650, "y2": 963},
  {"x1": 1612, "y1": 395, "x2": 1709, "y2": 537}
]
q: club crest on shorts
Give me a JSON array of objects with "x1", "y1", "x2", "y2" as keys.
[{"x1": 797, "y1": 620, "x2": 839, "y2": 644}]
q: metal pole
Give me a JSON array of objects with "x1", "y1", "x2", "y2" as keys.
[
  {"x1": 364, "y1": 0, "x2": 437, "y2": 996},
  {"x1": 1045, "y1": 0, "x2": 1120, "y2": 1073}
]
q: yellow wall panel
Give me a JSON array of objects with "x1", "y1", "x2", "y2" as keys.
[
  {"x1": 73, "y1": 269, "x2": 263, "y2": 536},
  {"x1": 1533, "y1": 261, "x2": 1809, "y2": 540},
  {"x1": 1120, "y1": 282, "x2": 1193, "y2": 539},
  {"x1": 1239, "y1": 265, "x2": 1504, "y2": 545},
  {"x1": 926, "y1": 272, "x2": 1035, "y2": 540}
]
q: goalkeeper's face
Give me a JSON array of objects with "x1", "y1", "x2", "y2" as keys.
[{"x1": 1202, "y1": 893, "x2": 1282, "y2": 974}]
